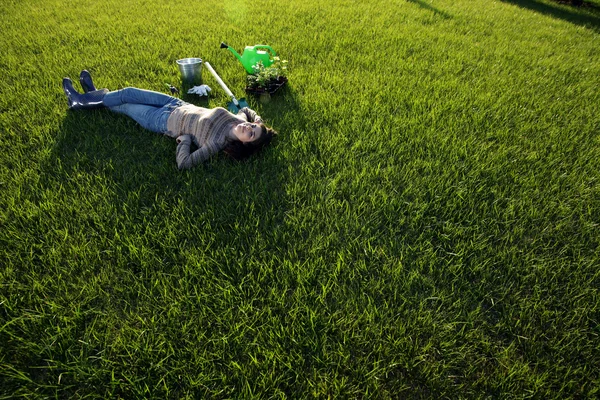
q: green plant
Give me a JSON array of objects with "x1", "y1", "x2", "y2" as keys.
[{"x1": 247, "y1": 57, "x2": 288, "y2": 89}]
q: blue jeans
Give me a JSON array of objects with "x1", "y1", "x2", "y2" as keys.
[{"x1": 103, "y1": 88, "x2": 186, "y2": 134}]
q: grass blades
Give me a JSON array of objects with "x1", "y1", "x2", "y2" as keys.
[{"x1": 1, "y1": 0, "x2": 599, "y2": 397}]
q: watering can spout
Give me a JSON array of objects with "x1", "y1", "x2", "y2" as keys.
[{"x1": 220, "y1": 42, "x2": 244, "y2": 64}]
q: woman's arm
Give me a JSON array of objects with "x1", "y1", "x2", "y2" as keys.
[
  {"x1": 175, "y1": 135, "x2": 219, "y2": 170},
  {"x1": 238, "y1": 107, "x2": 263, "y2": 123}
]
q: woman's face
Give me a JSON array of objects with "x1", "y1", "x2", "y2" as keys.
[{"x1": 234, "y1": 122, "x2": 262, "y2": 143}]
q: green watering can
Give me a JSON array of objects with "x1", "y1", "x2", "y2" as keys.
[{"x1": 220, "y1": 42, "x2": 277, "y2": 74}]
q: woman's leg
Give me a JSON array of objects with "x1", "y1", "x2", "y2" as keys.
[
  {"x1": 104, "y1": 87, "x2": 186, "y2": 134},
  {"x1": 109, "y1": 104, "x2": 175, "y2": 133},
  {"x1": 103, "y1": 87, "x2": 183, "y2": 108}
]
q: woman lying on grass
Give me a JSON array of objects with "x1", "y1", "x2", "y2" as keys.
[{"x1": 62, "y1": 70, "x2": 276, "y2": 170}]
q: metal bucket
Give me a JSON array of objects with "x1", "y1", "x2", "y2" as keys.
[{"x1": 176, "y1": 58, "x2": 203, "y2": 85}]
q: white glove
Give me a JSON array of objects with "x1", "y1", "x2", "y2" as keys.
[{"x1": 187, "y1": 84, "x2": 211, "y2": 96}]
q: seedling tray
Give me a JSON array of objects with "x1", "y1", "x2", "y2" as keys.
[{"x1": 245, "y1": 76, "x2": 288, "y2": 96}]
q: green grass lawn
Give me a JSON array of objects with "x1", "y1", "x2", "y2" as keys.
[{"x1": 1, "y1": 0, "x2": 599, "y2": 397}]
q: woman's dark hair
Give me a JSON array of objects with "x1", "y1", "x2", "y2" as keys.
[{"x1": 223, "y1": 123, "x2": 277, "y2": 161}]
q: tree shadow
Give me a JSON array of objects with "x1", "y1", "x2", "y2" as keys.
[
  {"x1": 407, "y1": 0, "x2": 452, "y2": 19},
  {"x1": 499, "y1": 0, "x2": 600, "y2": 31}
]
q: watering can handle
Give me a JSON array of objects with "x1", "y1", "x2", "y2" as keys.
[
  {"x1": 255, "y1": 45, "x2": 277, "y2": 56},
  {"x1": 204, "y1": 62, "x2": 239, "y2": 106}
]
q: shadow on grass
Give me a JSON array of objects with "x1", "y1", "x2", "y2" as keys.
[
  {"x1": 407, "y1": 0, "x2": 452, "y2": 19},
  {"x1": 43, "y1": 87, "x2": 302, "y2": 275},
  {"x1": 499, "y1": 0, "x2": 600, "y2": 31}
]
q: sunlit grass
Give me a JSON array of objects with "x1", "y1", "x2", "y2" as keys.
[{"x1": 1, "y1": 0, "x2": 599, "y2": 397}]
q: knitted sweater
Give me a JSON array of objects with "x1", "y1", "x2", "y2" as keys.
[{"x1": 166, "y1": 105, "x2": 262, "y2": 170}]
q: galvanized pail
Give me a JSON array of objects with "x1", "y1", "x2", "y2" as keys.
[{"x1": 176, "y1": 58, "x2": 203, "y2": 85}]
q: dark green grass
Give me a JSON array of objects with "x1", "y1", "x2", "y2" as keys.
[{"x1": 1, "y1": 0, "x2": 599, "y2": 397}]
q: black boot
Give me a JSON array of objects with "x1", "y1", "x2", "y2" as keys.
[
  {"x1": 62, "y1": 77, "x2": 107, "y2": 110},
  {"x1": 79, "y1": 70, "x2": 96, "y2": 93}
]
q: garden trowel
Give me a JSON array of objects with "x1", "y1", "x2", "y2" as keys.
[{"x1": 204, "y1": 62, "x2": 249, "y2": 113}]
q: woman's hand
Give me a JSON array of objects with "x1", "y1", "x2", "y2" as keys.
[{"x1": 176, "y1": 135, "x2": 191, "y2": 144}]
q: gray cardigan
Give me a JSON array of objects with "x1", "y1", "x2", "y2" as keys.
[{"x1": 166, "y1": 105, "x2": 261, "y2": 169}]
